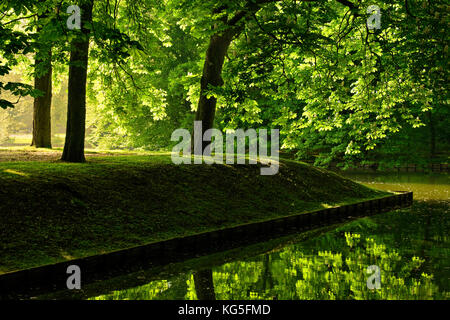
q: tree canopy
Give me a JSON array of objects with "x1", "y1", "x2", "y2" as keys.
[{"x1": 0, "y1": 0, "x2": 448, "y2": 166}]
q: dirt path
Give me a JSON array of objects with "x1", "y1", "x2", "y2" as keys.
[{"x1": 0, "y1": 149, "x2": 117, "y2": 162}]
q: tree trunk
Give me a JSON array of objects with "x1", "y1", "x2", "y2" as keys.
[
  {"x1": 193, "y1": 32, "x2": 234, "y2": 154},
  {"x1": 61, "y1": 1, "x2": 94, "y2": 163},
  {"x1": 31, "y1": 16, "x2": 52, "y2": 148},
  {"x1": 193, "y1": 269, "x2": 216, "y2": 300}
]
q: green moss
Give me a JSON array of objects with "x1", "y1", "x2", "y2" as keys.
[{"x1": 0, "y1": 151, "x2": 388, "y2": 274}]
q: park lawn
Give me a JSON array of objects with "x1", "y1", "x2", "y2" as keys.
[{"x1": 0, "y1": 150, "x2": 389, "y2": 274}]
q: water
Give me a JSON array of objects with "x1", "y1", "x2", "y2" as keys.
[{"x1": 58, "y1": 173, "x2": 450, "y2": 300}]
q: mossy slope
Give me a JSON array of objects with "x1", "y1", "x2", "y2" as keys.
[{"x1": 0, "y1": 153, "x2": 388, "y2": 273}]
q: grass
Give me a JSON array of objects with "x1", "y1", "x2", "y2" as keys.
[
  {"x1": 0, "y1": 148, "x2": 389, "y2": 274},
  {"x1": 3, "y1": 134, "x2": 66, "y2": 148}
]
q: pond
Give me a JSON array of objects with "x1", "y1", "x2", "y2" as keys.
[{"x1": 48, "y1": 172, "x2": 449, "y2": 300}]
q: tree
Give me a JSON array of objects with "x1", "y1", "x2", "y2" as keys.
[
  {"x1": 31, "y1": 13, "x2": 53, "y2": 148},
  {"x1": 191, "y1": 2, "x2": 271, "y2": 153},
  {"x1": 177, "y1": 0, "x2": 363, "y2": 154},
  {"x1": 62, "y1": 0, "x2": 94, "y2": 162},
  {"x1": 193, "y1": 14, "x2": 242, "y2": 152},
  {"x1": 207, "y1": 0, "x2": 448, "y2": 167}
]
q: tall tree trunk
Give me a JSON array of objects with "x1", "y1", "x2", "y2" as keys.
[
  {"x1": 193, "y1": 269, "x2": 216, "y2": 300},
  {"x1": 31, "y1": 16, "x2": 52, "y2": 148},
  {"x1": 193, "y1": 32, "x2": 234, "y2": 154},
  {"x1": 61, "y1": 1, "x2": 94, "y2": 162},
  {"x1": 192, "y1": 5, "x2": 262, "y2": 154}
]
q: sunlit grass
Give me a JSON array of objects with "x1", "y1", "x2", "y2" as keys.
[{"x1": 3, "y1": 169, "x2": 29, "y2": 177}]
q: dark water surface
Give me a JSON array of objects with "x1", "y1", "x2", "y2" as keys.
[{"x1": 53, "y1": 172, "x2": 449, "y2": 300}]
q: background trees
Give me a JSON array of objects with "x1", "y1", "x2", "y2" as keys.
[
  {"x1": 0, "y1": 0, "x2": 38, "y2": 110},
  {"x1": 31, "y1": 7, "x2": 53, "y2": 148},
  {"x1": 1, "y1": 0, "x2": 448, "y2": 167}
]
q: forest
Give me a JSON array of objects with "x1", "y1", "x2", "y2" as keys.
[
  {"x1": 0, "y1": 0, "x2": 447, "y2": 167},
  {"x1": 0, "y1": 0, "x2": 449, "y2": 303}
]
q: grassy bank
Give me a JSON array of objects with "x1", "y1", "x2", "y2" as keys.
[{"x1": 0, "y1": 150, "x2": 389, "y2": 274}]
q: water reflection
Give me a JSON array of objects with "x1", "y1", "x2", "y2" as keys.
[
  {"x1": 193, "y1": 269, "x2": 216, "y2": 300},
  {"x1": 340, "y1": 172, "x2": 449, "y2": 201},
  {"x1": 90, "y1": 173, "x2": 448, "y2": 300}
]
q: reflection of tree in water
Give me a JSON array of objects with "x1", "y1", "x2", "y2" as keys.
[
  {"x1": 91, "y1": 279, "x2": 170, "y2": 300},
  {"x1": 210, "y1": 230, "x2": 444, "y2": 300},
  {"x1": 91, "y1": 206, "x2": 448, "y2": 300},
  {"x1": 90, "y1": 274, "x2": 190, "y2": 300},
  {"x1": 261, "y1": 255, "x2": 275, "y2": 299},
  {"x1": 246, "y1": 254, "x2": 276, "y2": 299},
  {"x1": 193, "y1": 269, "x2": 216, "y2": 300}
]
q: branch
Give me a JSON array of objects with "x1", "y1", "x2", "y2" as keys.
[
  {"x1": 227, "y1": 0, "x2": 318, "y2": 27},
  {"x1": 405, "y1": 0, "x2": 417, "y2": 18},
  {"x1": 336, "y1": 0, "x2": 358, "y2": 10},
  {"x1": 2, "y1": 14, "x2": 37, "y2": 26},
  {"x1": 335, "y1": 0, "x2": 360, "y2": 17}
]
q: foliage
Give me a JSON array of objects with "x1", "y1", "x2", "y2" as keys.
[{"x1": 1, "y1": 0, "x2": 448, "y2": 163}]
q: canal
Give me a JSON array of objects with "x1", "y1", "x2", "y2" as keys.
[{"x1": 45, "y1": 172, "x2": 449, "y2": 300}]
